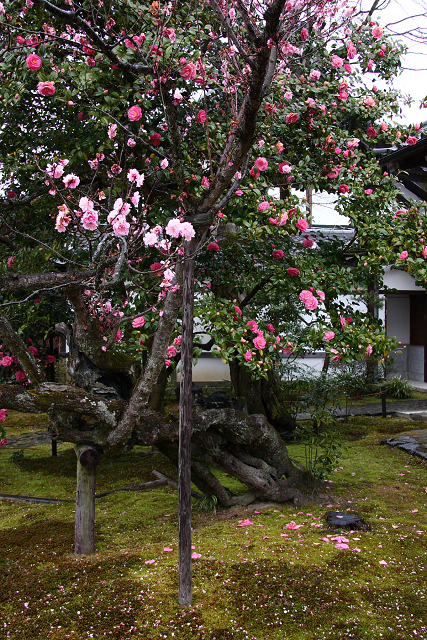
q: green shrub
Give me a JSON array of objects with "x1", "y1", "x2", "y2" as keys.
[{"x1": 381, "y1": 376, "x2": 413, "y2": 399}]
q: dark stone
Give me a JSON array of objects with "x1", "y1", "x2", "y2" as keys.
[
  {"x1": 326, "y1": 511, "x2": 371, "y2": 530},
  {"x1": 203, "y1": 390, "x2": 235, "y2": 409}
]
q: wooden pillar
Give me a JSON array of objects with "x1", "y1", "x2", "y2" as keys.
[
  {"x1": 178, "y1": 237, "x2": 195, "y2": 606},
  {"x1": 74, "y1": 444, "x2": 100, "y2": 555}
]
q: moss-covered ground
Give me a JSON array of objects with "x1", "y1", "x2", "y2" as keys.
[{"x1": 1, "y1": 411, "x2": 426, "y2": 639}]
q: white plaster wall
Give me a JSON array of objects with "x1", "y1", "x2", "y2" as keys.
[
  {"x1": 383, "y1": 267, "x2": 424, "y2": 291},
  {"x1": 177, "y1": 357, "x2": 231, "y2": 383},
  {"x1": 386, "y1": 296, "x2": 410, "y2": 343}
]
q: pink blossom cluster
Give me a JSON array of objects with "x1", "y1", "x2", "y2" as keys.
[{"x1": 299, "y1": 289, "x2": 324, "y2": 311}]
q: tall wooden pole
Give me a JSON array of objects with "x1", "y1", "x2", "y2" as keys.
[{"x1": 178, "y1": 237, "x2": 195, "y2": 606}]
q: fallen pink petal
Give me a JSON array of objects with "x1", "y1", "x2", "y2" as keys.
[
  {"x1": 191, "y1": 552, "x2": 202, "y2": 559},
  {"x1": 145, "y1": 559, "x2": 156, "y2": 564},
  {"x1": 237, "y1": 518, "x2": 253, "y2": 527},
  {"x1": 286, "y1": 521, "x2": 302, "y2": 530},
  {"x1": 331, "y1": 536, "x2": 349, "y2": 543},
  {"x1": 163, "y1": 547, "x2": 173, "y2": 552}
]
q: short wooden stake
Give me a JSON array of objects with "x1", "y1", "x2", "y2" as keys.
[{"x1": 74, "y1": 445, "x2": 100, "y2": 555}]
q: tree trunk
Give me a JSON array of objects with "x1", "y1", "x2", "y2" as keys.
[{"x1": 230, "y1": 360, "x2": 297, "y2": 434}]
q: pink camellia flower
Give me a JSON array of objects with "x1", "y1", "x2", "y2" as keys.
[
  {"x1": 324, "y1": 331, "x2": 335, "y2": 341},
  {"x1": 244, "y1": 350, "x2": 252, "y2": 362},
  {"x1": 286, "y1": 112, "x2": 299, "y2": 124},
  {"x1": 55, "y1": 211, "x2": 70, "y2": 232},
  {"x1": 63, "y1": 174, "x2": 80, "y2": 189},
  {"x1": 108, "y1": 123, "x2": 117, "y2": 139},
  {"x1": 339, "y1": 184, "x2": 350, "y2": 194},
  {"x1": 278, "y1": 162, "x2": 291, "y2": 174},
  {"x1": 253, "y1": 335, "x2": 266, "y2": 350},
  {"x1": 79, "y1": 196, "x2": 94, "y2": 212},
  {"x1": 81, "y1": 211, "x2": 98, "y2": 231},
  {"x1": 128, "y1": 105, "x2": 142, "y2": 121},
  {"x1": 365, "y1": 344, "x2": 373, "y2": 356},
  {"x1": 26, "y1": 53, "x2": 42, "y2": 70},
  {"x1": 197, "y1": 109, "x2": 207, "y2": 124},
  {"x1": 234, "y1": 305, "x2": 242, "y2": 318},
  {"x1": 302, "y1": 237, "x2": 313, "y2": 248},
  {"x1": 150, "y1": 133, "x2": 162, "y2": 146},
  {"x1": 179, "y1": 221, "x2": 195, "y2": 241},
  {"x1": 366, "y1": 126, "x2": 377, "y2": 138},
  {"x1": 266, "y1": 323, "x2": 275, "y2": 333},
  {"x1": 299, "y1": 290, "x2": 318, "y2": 310},
  {"x1": 287, "y1": 267, "x2": 299, "y2": 276},
  {"x1": 127, "y1": 138, "x2": 136, "y2": 147},
  {"x1": 164, "y1": 359, "x2": 172, "y2": 368},
  {"x1": 346, "y1": 40, "x2": 357, "y2": 59},
  {"x1": 286, "y1": 521, "x2": 301, "y2": 530},
  {"x1": 37, "y1": 81, "x2": 55, "y2": 96},
  {"x1": 372, "y1": 25, "x2": 383, "y2": 38},
  {"x1": 272, "y1": 249, "x2": 284, "y2": 259},
  {"x1": 365, "y1": 189, "x2": 373, "y2": 195},
  {"x1": 167, "y1": 345, "x2": 177, "y2": 357},
  {"x1": 317, "y1": 290, "x2": 325, "y2": 301},
  {"x1": 331, "y1": 54, "x2": 343, "y2": 68},
  {"x1": 132, "y1": 317, "x2": 146, "y2": 328},
  {"x1": 160, "y1": 158, "x2": 169, "y2": 169},
  {"x1": 28, "y1": 346, "x2": 38, "y2": 356},
  {"x1": 406, "y1": 136, "x2": 418, "y2": 145},
  {"x1": 207, "y1": 241, "x2": 219, "y2": 252},
  {"x1": 300, "y1": 27, "x2": 309, "y2": 40},
  {"x1": 45, "y1": 355, "x2": 55, "y2": 364},
  {"x1": 0, "y1": 409, "x2": 7, "y2": 422},
  {"x1": 399, "y1": 251, "x2": 408, "y2": 260},
  {"x1": 165, "y1": 218, "x2": 181, "y2": 239},
  {"x1": 180, "y1": 62, "x2": 197, "y2": 80},
  {"x1": 150, "y1": 263, "x2": 164, "y2": 277},
  {"x1": 296, "y1": 218, "x2": 309, "y2": 232},
  {"x1": 201, "y1": 176, "x2": 210, "y2": 188},
  {"x1": 112, "y1": 215, "x2": 130, "y2": 236},
  {"x1": 258, "y1": 201, "x2": 270, "y2": 212},
  {"x1": 15, "y1": 371, "x2": 27, "y2": 382},
  {"x1": 1, "y1": 356, "x2": 13, "y2": 366},
  {"x1": 254, "y1": 157, "x2": 268, "y2": 172},
  {"x1": 422, "y1": 246, "x2": 427, "y2": 259},
  {"x1": 247, "y1": 320, "x2": 258, "y2": 332},
  {"x1": 7, "y1": 256, "x2": 16, "y2": 268},
  {"x1": 347, "y1": 138, "x2": 360, "y2": 148}
]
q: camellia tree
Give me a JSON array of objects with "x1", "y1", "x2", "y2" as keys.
[{"x1": 1, "y1": 0, "x2": 427, "y2": 514}]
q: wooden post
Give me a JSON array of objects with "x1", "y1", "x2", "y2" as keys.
[
  {"x1": 381, "y1": 386, "x2": 387, "y2": 419},
  {"x1": 178, "y1": 237, "x2": 195, "y2": 606},
  {"x1": 74, "y1": 444, "x2": 100, "y2": 555}
]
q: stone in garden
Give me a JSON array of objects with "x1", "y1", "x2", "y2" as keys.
[{"x1": 326, "y1": 511, "x2": 371, "y2": 530}]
